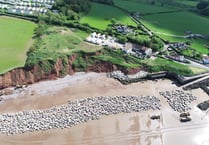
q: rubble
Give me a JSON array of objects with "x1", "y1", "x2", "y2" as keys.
[
  {"x1": 107, "y1": 71, "x2": 148, "y2": 84},
  {"x1": 197, "y1": 100, "x2": 209, "y2": 111},
  {"x1": 159, "y1": 90, "x2": 196, "y2": 113}
]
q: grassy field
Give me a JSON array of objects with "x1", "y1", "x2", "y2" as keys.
[
  {"x1": 144, "y1": 58, "x2": 206, "y2": 75},
  {"x1": 141, "y1": 11, "x2": 209, "y2": 54},
  {"x1": 113, "y1": 0, "x2": 178, "y2": 14},
  {"x1": 0, "y1": 16, "x2": 36, "y2": 74},
  {"x1": 176, "y1": 0, "x2": 199, "y2": 7},
  {"x1": 80, "y1": 2, "x2": 136, "y2": 30},
  {"x1": 26, "y1": 26, "x2": 102, "y2": 67},
  {"x1": 41, "y1": 27, "x2": 102, "y2": 53}
]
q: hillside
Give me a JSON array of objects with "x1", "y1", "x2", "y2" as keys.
[{"x1": 0, "y1": 0, "x2": 209, "y2": 89}]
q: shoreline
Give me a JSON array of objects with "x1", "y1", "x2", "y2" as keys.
[{"x1": 0, "y1": 72, "x2": 209, "y2": 145}]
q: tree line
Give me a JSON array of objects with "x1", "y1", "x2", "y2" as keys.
[
  {"x1": 196, "y1": 1, "x2": 209, "y2": 17},
  {"x1": 90, "y1": 0, "x2": 114, "y2": 5}
]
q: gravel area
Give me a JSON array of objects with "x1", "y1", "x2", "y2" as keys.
[
  {"x1": 159, "y1": 90, "x2": 196, "y2": 113},
  {"x1": 0, "y1": 95, "x2": 160, "y2": 135}
]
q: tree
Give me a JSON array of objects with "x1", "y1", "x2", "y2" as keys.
[
  {"x1": 53, "y1": 0, "x2": 91, "y2": 22},
  {"x1": 91, "y1": 0, "x2": 114, "y2": 5},
  {"x1": 201, "y1": 6, "x2": 209, "y2": 16},
  {"x1": 34, "y1": 21, "x2": 47, "y2": 37},
  {"x1": 54, "y1": 0, "x2": 91, "y2": 14},
  {"x1": 196, "y1": 1, "x2": 209, "y2": 10},
  {"x1": 150, "y1": 0, "x2": 155, "y2": 5},
  {"x1": 118, "y1": 36, "x2": 128, "y2": 44},
  {"x1": 110, "y1": 18, "x2": 117, "y2": 24}
]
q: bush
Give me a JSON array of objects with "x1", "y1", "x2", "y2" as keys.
[
  {"x1": 196, "y1": 1, "x2": 209, "y2": 10},
  {"x1": 38, "y1": 60, "x2": 55, "y2": 73},
  {"x1": 118, "y1": 36, "x2": 128, "y2": 44},
  {"x1": 72, "y1": 55, "x2": 87, "y2": 71},
  {"x1": 201, "y1": 6, "x2": 209, "y2": 16}
]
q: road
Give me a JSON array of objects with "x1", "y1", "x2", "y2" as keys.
[
  {"x1": 186, "y1": 59, "x2": 209, "y2": 71},
  {"x1": 182, "y1": 74, "x2": 209, "y2": 88},
  {"x1": 153, "y1": 31, "x2": 188, "y2": 38}
]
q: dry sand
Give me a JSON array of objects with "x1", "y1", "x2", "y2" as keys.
[{"x1": 0, "y1": 72, "x2": 209, "y2": 145}]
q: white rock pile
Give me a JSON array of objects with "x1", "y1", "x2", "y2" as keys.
[
  {"x1": 0, "y1": 95, "x2": 160, "y2": 135},
  {"x1": 108, "y1": 71, "x2": 148, "y2": 84},
  {"x1": 159, "y1": 90, "x2": 196, "y2": 113}
]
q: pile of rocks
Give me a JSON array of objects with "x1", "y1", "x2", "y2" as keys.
[
  {"x1": 0, "y1": 95, "x2": 160, "y2": 135},
  {"x1": 197, "y1": 100, "x2": 209, "y2": 111},
  {"x1": 159, "y1": 90, "x2": 196, "y2": 113},
  {"x1": 108, "y1": 71, "x2": 148, "y2": 84}
]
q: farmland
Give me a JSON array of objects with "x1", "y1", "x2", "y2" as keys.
[
  {"x1": 113, "y1": 0, "x2": 178, "y2": 14},
  {"x1": 141, "y1": 11, "x2": 209, "y2": 54},
  {"x1": 176, "y1": 0, "x2": 199, "y2": 7},
  {"x1": 110, "y1": 0, "x2": 209, "y2": 54},
  {"x1": 80, "y1": 2, "x2": 136, "y2": 30},
  {"x1": 0, "y1": 16, "x2": 36, "y2": 74}
]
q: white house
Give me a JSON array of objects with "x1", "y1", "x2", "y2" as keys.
[{"x1": 0, "y1": 0, "x2": 55, "y2": 15}]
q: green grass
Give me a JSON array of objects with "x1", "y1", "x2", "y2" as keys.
[
  {"x1": 142, "y1": 11, "x2": 209, "y2": 35},
  {"x1": 189, "y1": 66, "x2": 207, "y2": 74},
  {"x1": 42, "y1": 27, "x2": 102, "y2": 53},
  {"x1": 0, "y1": 16, "x2": 36, "y2": 74},
  {"x1": 26, "y1": 27, "x2": 102, "y2": 67},
  {"x1": 141, "y1": 11, "x2": 209, "y2": 54},
  {"x1": 113, "y1": 0, "x2": 178, "y2": 14},
  {"x1": 144, "y1": 58, "x2": 194, "y2": 75},
  {"x1": 176, "y1": 0, "x2": 199, "y2": 7},
  {"x1": 144, "y1": 57, "x2": 207, "y2": 75},
  {"x1": 80, "y1": 2, "x2": 136, "y2": 30},
  {"x1": 190, "y1": 39, "x2": 209, "y2": 54},
  {"x1": 94, "y1": 48, "x2": 142, "y2": 68}
]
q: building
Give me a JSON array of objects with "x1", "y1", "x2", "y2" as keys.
[
  {"x1": 114, "y1": 25, "x2": 132, "y2": 34},
  {"x1": 132, "y1": 46, "x2": 152, "y2": 58},
  {"x1": 167, "y1": 54, "x2": 185, "y2": 63},
  {"x1": 202, "y1": 55, "x2": 209, "y2": 64},
  {"x1": 86, "y1": 32, "x2": 152, "y2": 58},
  {"x1": 169, "y1": 42, "x2": 188, "y2": 50},
  {"x1": 0, "y1": 0, "x2": 55, "y2": 15}
]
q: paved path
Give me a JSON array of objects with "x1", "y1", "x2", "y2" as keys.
[
  {"x1": 182, "y1": 75, "x2": 209, "y2": 88},
  {"x1": 152, "y1": 31, "x2": 188, "y2": 38},
  {"x1": 186, "y1": 59, "x2": 209, "y2": 71}
]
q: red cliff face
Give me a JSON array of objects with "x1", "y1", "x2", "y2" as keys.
[
  {"x1": 0, "y1": 54, "x2": 140, "y2": 89},
  {"x1": 0, "y1": 68, "x2": 34, "y2": 89},
  {"x1": 0, "y1": 55, "x2": 78, "y2": 89},
  {"x1": 87, "y1": 61, "x2": 130, "y2": 74}
]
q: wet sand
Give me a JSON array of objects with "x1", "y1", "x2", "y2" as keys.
[{"x1": 0, "y1": 72, "x2": 209, "y2": 145}]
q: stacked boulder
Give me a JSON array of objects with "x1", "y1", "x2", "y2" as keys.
[
  {"x1": 160, "y1": 90, "x2": 196, "y2": 113},
  {"x1": 0, "y1": 95, "x2": 160, "y2": 135}
]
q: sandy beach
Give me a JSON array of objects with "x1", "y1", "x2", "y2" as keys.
[{"x1": 0, "y1": 72, "x2": 209, "y2": 145}]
